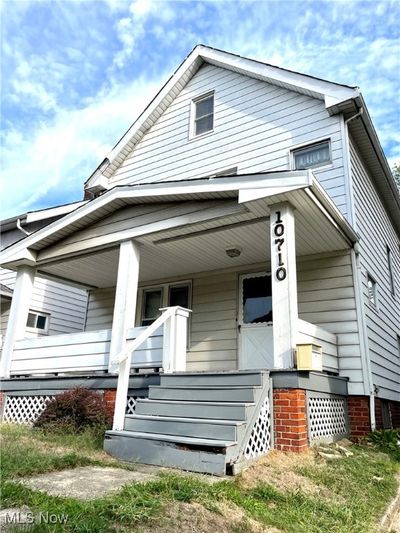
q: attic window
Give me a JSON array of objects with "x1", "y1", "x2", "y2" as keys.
[
  {"x1": 192, "y1": 93, "x2": 214, "y2": 137},
  {"x1": 292, "y1": 140, "x2": 331, "y2": 170}
]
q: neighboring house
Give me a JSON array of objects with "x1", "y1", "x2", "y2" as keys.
[
  {"x1": 0, "y1": 45, "x2": 399, "y2": 475},
  {"x1": 0, "y1": 204, "x2": 89, "y2": 344}
]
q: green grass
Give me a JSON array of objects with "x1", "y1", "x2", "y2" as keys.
[{"x1": 1, "y1": 423, "x2": 399, "y2": 532}]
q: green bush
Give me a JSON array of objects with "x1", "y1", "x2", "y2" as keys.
[
  {"x1": 367, "y1": 429, "x2": 400, "y2": 453},
  {"x1": 33, "y1": 387, "x2": 111, "y2": 435}
]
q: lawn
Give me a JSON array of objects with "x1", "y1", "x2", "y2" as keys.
[{"x1": 1, "y1": 423, "x2": 399, "y2": 532}]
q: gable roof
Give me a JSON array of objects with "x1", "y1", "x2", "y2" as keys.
[{"x1": 85, "y1": 44, "x2": 361, "y2": 192}]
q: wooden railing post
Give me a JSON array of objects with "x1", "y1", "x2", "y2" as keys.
[{"x1": 162, "y1": 306, "x2": 190, "y2": 373}]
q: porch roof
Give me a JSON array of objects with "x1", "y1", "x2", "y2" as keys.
[{"x1": 0, "y1": 171, "x2": 358, "y2": 287}]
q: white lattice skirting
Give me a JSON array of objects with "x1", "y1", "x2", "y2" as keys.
[
  {"x1": 308, "y1": 396, "x2": 348, "y2": 441},
  {"x1": 126, "y1": 396, "x2": 137, "y2": 415},
  {"x1": 2, "y1": 395, "x2": 55, "y2": 424},
  {"x1": 2, "y1": 394, "x2": 140, "y2": 424},
  {"x1": 244, "y1": 396, "x2": 272, "y2": 459}
]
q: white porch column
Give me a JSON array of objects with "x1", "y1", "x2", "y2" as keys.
[
  {"x1": 270, "y1": 202, "x2": 298, "y2": 369},
  {"x1": 108, "y1": 240, "x2": 140, "y2": 373},
  {"x1": 0, "y1": 265, "x2": 35, "y2": 378}
]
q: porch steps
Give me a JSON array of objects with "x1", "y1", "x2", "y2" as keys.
[
  {"x1": 135, "y1": 399, "x2": 254, "y2": 420},
  {"x1": 148, "y1": 385, "x2": 258, "y2": 403},
  {"x1": 104, "y1": 370, "x2": 272, "y2": 476}
]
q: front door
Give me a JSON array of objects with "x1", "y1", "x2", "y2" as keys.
[{"x1": 238, "y1": 273, "x2": 273, "y2": 369}]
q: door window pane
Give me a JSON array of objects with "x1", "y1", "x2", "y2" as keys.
[
  {"x1": 169, "y1": 285, "x2": 189, "y2": 308},
  {"x1": 242, "y1": 276, "x2": 272, "y2": 324},
  {"x1": 142, "y1": 289, "x2": 162, "y2": 326}
]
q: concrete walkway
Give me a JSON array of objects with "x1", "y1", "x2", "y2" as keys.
[
  {"x1": 19, "y1": 466, "x2": 159, "y2": 500},
  {"x1": 17, "y1": 463, "x2": 223, "y2": 501}
]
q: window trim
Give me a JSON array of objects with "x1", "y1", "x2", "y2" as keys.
[
  {"x1": 189, "y1": 91, "x2": 215, "y2": 139},
  {"x1": 26, "y1": 310, "x2": 50, "y2": 334},
  {"x1": 290, "y1": 139, "x2": 332, "y2": 171},
  {"x1": 137, "y1": 280, "x2": 192, "y2": 325},
  {"x1": 137, "y1": 281, "x2": 192, "y2": 348}
]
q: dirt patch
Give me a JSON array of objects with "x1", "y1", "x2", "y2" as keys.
[
  {"x1": 238, "y1": 450, "x2": 337, "y2": 501},
  {"x1": 137, "y1": 501, "x2": 280, "y2": 533}
]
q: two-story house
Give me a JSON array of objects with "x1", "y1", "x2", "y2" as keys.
[{"x1": 1, "y1": 45, "x2": 399, "y2": 475}]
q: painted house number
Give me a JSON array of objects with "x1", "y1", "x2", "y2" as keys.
[{"x1": 273, "y1": 210, "x2": 287, "y2": 281}]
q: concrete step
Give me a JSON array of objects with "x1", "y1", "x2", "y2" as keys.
[
  {"x1": 148, "y1": 385, "x2": 258, "y2": 403},
  {"x1": 104, "y1": 430, "x2": 232, "y2": 476},
  {"x1": 135, "y1": 398, "x2": 253, "y2": 420},
  {"x1": 160, "y1": 371, "x2": 267, "y2": 387},
  {"x1": 124, "y1": 414, "x2": 244, "y2": 441}
]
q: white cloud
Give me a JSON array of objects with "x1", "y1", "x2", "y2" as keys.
[
  {"x1": 1, "y1": 0, "x2": 399, "y2": 221},
  {"x1": 0, "y1": 74, "x2": 165, "y2": 218}
]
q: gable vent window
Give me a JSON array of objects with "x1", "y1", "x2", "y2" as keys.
[
  {"x1": 386, "y1": 245, "x2": 395, "y2": 296},
  {"x1": 367, "y1": 275, "x2": 377, "y2": 307},
  {"x1": 192, "y1": 93, "x2": 214, "y2": 137},
  {"x1": 292, "y1": 140, "x2": 331, "y2": 170},
  {"x1": 26, "y1": 311, "x2": 49, "y2": 333}
]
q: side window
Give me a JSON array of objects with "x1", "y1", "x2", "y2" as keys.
[
  {"x1": 191, "y1": 93, "x2": 214, "y2": 137},
  {"x1": 367, "y1": 274, "x2": 378, "y2": 307},
  {"x1": 292, "y1": 140, "x2": 331, "y2": 170},
  {"x1": 26, "y1": 311, "x2": 49, "y2": 333},
  {"x1": 386, "y1": 245, "x2": 395, "y2": 296},
  {"x1": 140, "y1": 283, "x2": 191, "y2": 326}
]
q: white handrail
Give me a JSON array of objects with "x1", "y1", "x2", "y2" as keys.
[
  {"x1": 110, "y1": 307, "x2": 174, "y2": 366},
  {"x1": 112, "y1": 306, "x2": 191, "y2": 431}
]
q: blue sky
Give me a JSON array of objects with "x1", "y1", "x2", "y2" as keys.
[{"x1": 1, "y1": 0, "x2": 399, "y2": 219}]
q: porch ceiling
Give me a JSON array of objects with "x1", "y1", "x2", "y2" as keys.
[{"x1": 38, "y1": 187, "x2": 351, "y2": 288}]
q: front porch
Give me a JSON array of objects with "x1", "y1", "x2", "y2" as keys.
[{"x1": 0, "y1": 172, "x2": 358, "y2": 471}]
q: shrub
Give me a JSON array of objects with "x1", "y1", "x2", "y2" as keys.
[
  {"x1": 34, "y1": 387, "x2": 112, "y2": 435},
  {"x1": 367, "y1": 429, "x2": 400, "y2": 453}
]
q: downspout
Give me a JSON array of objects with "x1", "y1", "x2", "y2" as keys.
[
  {"x1": 16, "y1": 219, "x2": 31, "y2": 236},
  {"x1": 344, "y1": 104, "x2": 375, "y2": 431},
  {"x1": 351, "y1": 245, "x2": 376, "y2": 431},
  {"x1": 345, "y1": 107, "x2": 363, "y2": 126}
]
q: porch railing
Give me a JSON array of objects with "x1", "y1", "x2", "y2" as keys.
[
  {"x1": 9, "y1": 327, "x2": 162, "y2": 376},
  {"x1": 112, "y1": 306, "x2": 191, "y2": 431}
]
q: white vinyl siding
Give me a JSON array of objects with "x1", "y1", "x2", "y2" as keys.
[
  {"x1": 297, "y1": 252, "x2": 362, "y2": 392},
  {"x1": 0, "y1": 268, "x2": 88, "y2": 337},
  {"x1": 350, "y1": 136, "x2": 400, "y2": 402},
  {"x1": 85, "y1": 251, "x2": 358, "y2": 375},
  {"x1": 108, "y1": 64, "x2": 348, "y2": 216}
]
